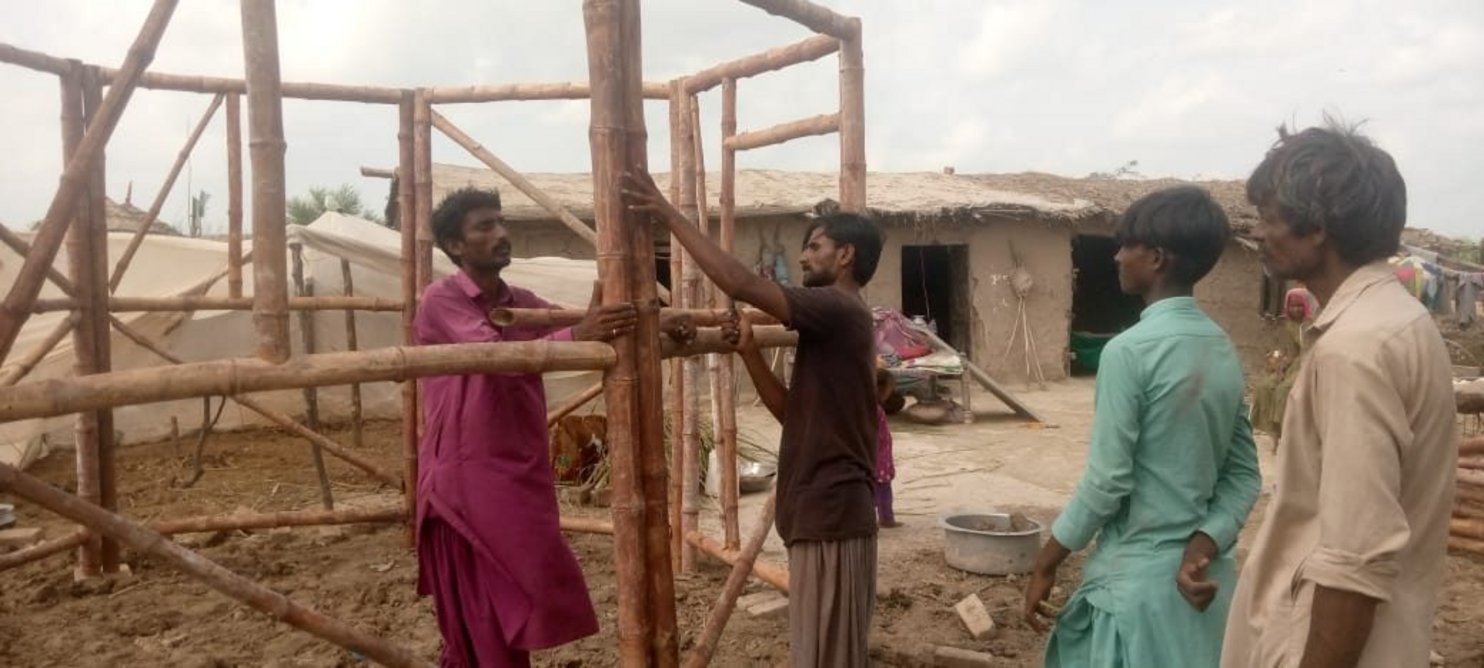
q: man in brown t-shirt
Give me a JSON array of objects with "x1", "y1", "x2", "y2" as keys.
[{"x1": 624, "y1": 171, "x2": 883, "y2": 667}]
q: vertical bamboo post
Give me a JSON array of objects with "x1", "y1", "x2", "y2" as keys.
[
  {"x1": 241, "y1": 0, "x2": 291, "y2": 363},
  {"x1": 341, "y1": 258, "x2": 364, "y2": 449},
  {"x1": 0, "y1": 0, "x2": 178, "y2": 364},
  {"x1": 226, "y1": 93, "x2": 244, "y2": 298},
  {"x1": 674, "y1": 88, "x2": 703, "y2": 574},
  {"x1": 413, "y1": 89, "x2": 434, "y2": 297},
  {"x1": 291, "y1": 244, "x2": 334, "y2": 510},
  {"x1": 621, "y1": 1, "x2": 680, "y2": 662},
  {"x1": 838, "y1": 24, "x2": 866, "y2": 212},
  {"x1": 583, "y1": 0, "x2": 651, "y2": 663},
  {"x1": 718, "y1": 77, "x2": 741, "y2": 551},
  {"x1": 81, "y1": 66, "x2": 121, "y2": 573},
  {"x1": 666, "y1": 84, "x2": 686, "y2": 574},
  {"x1": 397, "y1": 90, "x2": 418, "y2": 546},
  {"x1": 692, "y1": 98, "x2": 734, "y2": 550},
  {"x1": 59, "y1": 61, "x2": 102, "y2": 577}
]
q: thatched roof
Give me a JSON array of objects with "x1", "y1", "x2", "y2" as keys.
[
  {"x1": 422, "y1": 163, "x2": 1285, "y2": 236},
  {"x1": 104, "y1": 199, "x2": 180, "y2": 236}
]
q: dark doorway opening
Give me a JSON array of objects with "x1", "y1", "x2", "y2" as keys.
[
  {"x1": 901, "y1": 245, "x2": 971, "y2": 354},
  {"x1": 1070, "y1": 235, "x2": 1143, "y2": 375}
]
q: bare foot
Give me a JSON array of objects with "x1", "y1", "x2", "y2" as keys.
[{"x1": 879, "y1": 520, "x2": 904, "y2": 529}]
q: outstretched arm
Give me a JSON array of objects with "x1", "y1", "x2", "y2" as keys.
[
  {"x1": 622, "y1": 170, "x2": 792, "y2": 324},
  {"x1": 730, "y1": 315, "x2": 786, "y2": 422}
]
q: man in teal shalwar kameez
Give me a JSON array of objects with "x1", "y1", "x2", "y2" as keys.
[{"x1": 1024, "y1": 186, "x2": 1262, "y2": 667}]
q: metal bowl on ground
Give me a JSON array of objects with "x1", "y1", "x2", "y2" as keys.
[
  {"x1": 939, "y1": 512, "x2": 1043, "y2": 575},
  {"x1": 738, "y1": 460, "x2": 776, "y2": 494}
]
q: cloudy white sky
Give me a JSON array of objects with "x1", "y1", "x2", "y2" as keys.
[{"x1": 1, "y1": 0, "x2": 1480, "y2": 238}]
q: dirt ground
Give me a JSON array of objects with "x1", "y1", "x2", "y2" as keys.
[{"x1": 2, "y1": 380, "x2": 1483, "y2": 666}]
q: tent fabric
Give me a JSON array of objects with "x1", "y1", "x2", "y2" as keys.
[{"x1": 0, "y1": 212, "x2": 601, "y2": 470}]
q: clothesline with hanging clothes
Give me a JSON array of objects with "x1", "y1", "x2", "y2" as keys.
[{"x1": 1394, "y1": 245, "x2": 1484, "y2": 327}]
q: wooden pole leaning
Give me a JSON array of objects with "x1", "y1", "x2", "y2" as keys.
[
  {"x1": 291, "y1": 244, "x2": 335, "y2": 510},
  {"x1": 582, "y1": 0, "x2": 651, "y2": 662},
  {"x1": 547, "y1": 381, "x2": 605, "y2": 428},
  {"x1": 718, "y1": 77, "x2": 742, "y2": 551},
  {"x1": 109, "y1": 93, "x2": 225, "y2": 291},
  {"x1": 397, "y1": 90, "x2": 420, "y2": 546},
  {"x1": 226, "y1": 93, "x2": 245, "y2": 298},
  {"x1": 0, "y1": 0, "x2": 179, "y2": 364},
  {"x1": 0, "y1": 225, "x2": 76, "y2": 387},
  {"x1": 683, "y1": 493, "x2": 777, "y2": 668},
  {"x1": 0, "y1": 462, "x2": 435, "y2": 668},
  {"x1": 341, "y1": 259, "x2": 364, "y2": 449},
  {"x1": 620, "y1": 2, "x2": 681, "y2": 661},
  {"x1": 429, "y1": 110, "x2": 598, "y2": 247},
  {"x1": 241, "y1": 0, "x2": 291, "y2": 363}
]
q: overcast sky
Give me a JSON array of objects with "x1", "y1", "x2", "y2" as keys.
[{"x1": 1, "y1": 0, "x2": 1479, "y2": 238}]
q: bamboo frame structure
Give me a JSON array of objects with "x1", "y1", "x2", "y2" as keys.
[
  {"x1": 0, "y1": 0, "x2": 178, "y2": 364},
  {"x1": 0, "y1": 0, "x2": 867, "y2": 662},
  {"x1": 31, "y1": 295, "x2": 404, "y2": 313},
  {"x1": 725, "y1": 112, "x2": 840, "y2": 151},
  {"x1": 242, "y1": 0, "x2": 291, "y2": 364},
  {"x1": 430, "y1": 110, "x2": 598, "y2": 247},
  {"x1": 489, "y1": 306, "x2": 774, "y2": 329},
  {"x1": 226, "y1": 92, "x2": 245, "y2": 298},
  {"x1": 109, "y1": 93, "x2": 225, "y2": 291}
]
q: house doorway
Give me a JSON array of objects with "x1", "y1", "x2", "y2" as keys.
[
  {"x1": 901, "y1": 244, "x2": 971, "y2": 354},
  {"x1": 1070, "y1": 235, "x2": 1143, "y2": 375}
]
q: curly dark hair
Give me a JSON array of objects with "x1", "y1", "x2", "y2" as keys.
[
  {"x1": 431, "y1": 187, "x2": 502, "y2": 265},
  {"x1": 1246, "y1": 117, "x2": 1407, "y2": 266}
]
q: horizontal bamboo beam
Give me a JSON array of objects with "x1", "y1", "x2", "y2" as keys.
[
  {"x1": 684, "y1": 34, "x2": 838, "y2": 94},
  {"x1": 0, "y1": 461, "x2": 433, "y2": 668},
  {"x1": 736, "y1": 0, "x2": 860, "y2": 39},
  {"x1": 685, "y1": 530, "x2": 789, "y2": 593},
  {"x1": 725, "y1": 112, "x2": 839, "y2": 151},
  {"x1": 662, "y1": 325, "x2": 797, "y2": 359},
  {"x1": 360, "y1": 166, "x2": 395, "y2": 179},
  {"x1": 0, "y1": 41, "x2": 71, "y2": 75},
  {"x1": 0, "y1": 340, "x2": 616, "y2": 422},
  {"x1": 430, "y1": 110, "x2": 598, "y2": 247},
  {"x1": 32, "y1": 295, "x2": 405, "y2": 313},
  {"x1": 490, "y1": 306, "x2": 778, "y2": 328},
  {"x1": 427, "y1": 81, "x2": 669, "y2": 103}
]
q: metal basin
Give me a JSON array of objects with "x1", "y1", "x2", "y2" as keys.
[
  {"x1": 940, "y1": 512, "x2": 1042, "y2": 575},
  {"x1": 738, "y1": 460, "x2": 776, "y2": 494}
]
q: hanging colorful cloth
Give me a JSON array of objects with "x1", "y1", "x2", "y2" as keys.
[{"x1": 1393, "y1": 256, "x2": 1428, "y2": 302}]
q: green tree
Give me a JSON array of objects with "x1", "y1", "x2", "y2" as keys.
[{"x1": 287, "y1": 184, "x2": 382, "y2": 226}]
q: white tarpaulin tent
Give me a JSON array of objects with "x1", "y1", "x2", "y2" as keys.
[{"x1": 0, "y1": 212, "x2": 601, "y2": 470}]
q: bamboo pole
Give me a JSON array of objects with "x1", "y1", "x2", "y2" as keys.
[
  {"x1": 685, "y1": 530, "x2": 790, "y2": 593},
  {"x1": 683, "y1": 493, "x2": 777, "y2": 668},
  {"x1": 0, "y1": 530, "x2": 88, "y2": 572},
  {"x1": 561, "y1": 515, "x2": 617, "y2": 535},
  {"x1": 0, "y1": 42, "x2": 71, "y2": 75},
  {"x1": 241, "y1": 0, "x2": 291, "y2": 364},
  {"x1": 718, "y1": 78, "x2": 741, "y2": 551},
  {"x1": 397, "y1": 91, "x2": 419, "y2": 547},
  {"x1": 660, "y1": 325, "x2": 797, "y2": 356},
  {"x1": 584, "y1": 0, "x2": 651, "y2": 662},
  {"x1": 60, "y1": 62, "x2": 103, "y2": 576},
  {"x1": 413, "y1": 90, "x2": 434, "y2": 298},
  {"x1": 1450, "y1": 535, "x2": 1484, "y2": 556},
  {"x1": 361, "y1": 167, "x2": 395, "y2": 179},
  {"x1": 0, "y1": 461, "x2": 434, "y2": 668},
  {"x1": 621, "y1": 1, "x2": 680, "y2": 658},
  {"x1": 0, "y1": 340, "x2": 616, "y2": 422},
  {"x1": 684, "y1": 34, "x2": 838, "y2": 94},
  {"x1": 226, "y1": 93, "x2": 245, "y2": 298},
  {"x1": 0, "y1": 0, "x2": 179, "y2": 365},
  {"x1": 725, "y1": 112, "x2": 839, "y2": 152},
  {"x1": 426, "y1": 81, "x2": 670, "y2": 103},
  {"x1": 292, "y1": 245, "x2": 335, "y2": 510},
  {"x1": 341, "y1": 259, "x2": 364, "y2": 449},
  {"x1": 429, "y1": 110, "x2": 598, "y2": 247},
  {"x1": 675, "y1": 88, "x2": 703, "y2": 574},
  {"x1": 32, "y1": 295, "x2": 405, "y2": 313},
  {"x1": 109, "y1": 93, "x2": 225, "y2": 291},
  {"x1": 667, "y1": 85, "x2": 687, "y2": 575},
  {"x1": 0, "y1": 316, "x2": 76, "y2": 387},
  {"x1": 736, "y1": 0, "x2": 860, "y2": 40},
  {"x1": 1452, "y1": 517, "x2": 1484, "y2": 541},
  {"x1": 489, "y1": 306, "x2": 774, "y2": 329},
  {"x1": 547, "y1": 381, "x2": 605, "y2": 428},
  {"x1": 837, "y1": 25, "x2": 866, "y2": 213}
]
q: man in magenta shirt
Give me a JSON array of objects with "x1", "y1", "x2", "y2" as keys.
[{"x1": 413, "y1": 187, "x2": 643, "y2": 667}]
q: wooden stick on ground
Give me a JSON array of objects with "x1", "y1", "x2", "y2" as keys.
[
  {"x1": 684, "y1": 493, "x2": 777, "y2": 668},
  {"x1": 109, "y1": 93, "x2": 224, "y2": 291},
  {"x1": 0, "y1": 461, "x2": 433, "y2": 668},
  {"x1": 0, "y1": 0, "x2": 179, "y2": 364},
  {"x1": 291, "y1": 244, "x2": 334, "y2": 510}
]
